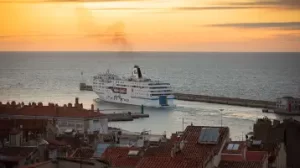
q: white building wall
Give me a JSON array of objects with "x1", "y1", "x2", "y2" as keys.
[
  {"x1": 272, "y1": 143, "x2": 287, "y2": 168},
  {"x1": 276, "y1": 98, "x2": 289, "y2": 110},
  {"x1": 57, "y1": 118, "x2": 84, "y2": 134},
  {"x1": 87, "y1": 118, "x2": 108, "y2": 134}
]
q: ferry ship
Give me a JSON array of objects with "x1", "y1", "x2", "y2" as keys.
[{"x1": 92, "y1": 65, "x2": 175, "y2": 107}]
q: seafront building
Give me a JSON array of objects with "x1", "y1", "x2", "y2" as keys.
[
  {"x1": 0, "y1": 98, "x2": 108, "y2": 135},
  {"x1": 276, "y1": 96, "x2": 300, "y2": 113}
]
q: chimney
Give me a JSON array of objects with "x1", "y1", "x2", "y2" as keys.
[
  {"x1": 80, "y1": 103, "x2": 83, "y2": 109},
  {"x1": 97, "y1": 108, "x2": 100, "y2": 113},
  {"x1": 179, "y1": 140, "x2": 185, "y2": 150},
  {"x1": 91, "y1": 104, "x2": 94, "y2": 111},
  {"x1": 75, "y1": 97, "x2": 79, "y2": 106},
  {"x1": 6, "y1": 101, "x2": 10, "y2": 106},
  {"x1": 68, "y1": 103, "x2": 72, "y2": 108},
  {"x1": 32, "y1": 102, "x2": 36, "y2": 107},
  {"x1": 38, "y1": 102, "x2": 43, "y2": 107},
  {"x1": 171, "y1": 148, "x2": 175, "y2": 158},
  {"x1": 0, "y1": 101, "x2": 2, "y2": 106},
  {"x1": 21, "y1": 102, "x2": 24, "y2": 107},
  {"x1": 28, "y1": 102, "x2": 32, "y2": 107},
  {"x1": 243, "y1": 142, "x2": 247, "y2": 160}
]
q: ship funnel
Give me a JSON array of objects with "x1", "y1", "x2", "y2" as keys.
[{"x1": 132, "y1": 65, "x2": 142, "y2": 79}]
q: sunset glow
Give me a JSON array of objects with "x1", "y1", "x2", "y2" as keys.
[{"x1": 1, "y1": 0, "x2": 300, "y2": 51}]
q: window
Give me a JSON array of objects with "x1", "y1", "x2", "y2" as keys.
[{"x1": 227, "y1": 143, "x2": 240, "y2": 150}]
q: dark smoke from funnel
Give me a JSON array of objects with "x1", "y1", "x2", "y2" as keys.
[
  {"x1": 107, "y1": 21, "x2": 133, "y2": 52},
  {"x1": 75, "y1": 4, "x2": 133, "y2": 51}
]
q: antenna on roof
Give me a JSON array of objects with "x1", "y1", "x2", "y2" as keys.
[{"x1": 182, "y1": 118, "x2": 184, "y2": 131}]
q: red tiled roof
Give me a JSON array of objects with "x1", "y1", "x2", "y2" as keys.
[
  {"x1": 20, "y1": 161, "x2": 51, "y2": 168},
  {"x1": 246, "y1": 151, "x2": 268, "y2": 162},
  {"x1": 139, "y1": 126, "x2": 229, "y2": 168},
  {"x1": 221, "y1": 154, "x2": 245, "y2": 162},
  {"x1": 71, "y1": 147, "x2": 95, "y2": 159},
  {"x1": 144, "y1": 140, "x2": 173, "y2": 157},
  {"x1": 100, "y1": 146, "x2": 142, "y2": 167},
  {"x1": 136, "y1": 157, "x2": 203, "y2": 168},
  {"x1": 219, "y1": 160, "x2": 264, "y2": 168},
  {"x1": 178, "y1": 126, "x2": 229, "y2": 158},
  {"x1": 221, "y1": 141, "x2": 246, "y2": 161},
  {"x1": 0, "y1": 104, "x2": 103, "y2": 119}
]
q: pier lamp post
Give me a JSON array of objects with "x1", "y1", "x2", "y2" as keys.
[
  {"x1": 141, "y1": 105, "x2": 144, "y2": 114},
  {"x1": 219, "y1": 109, "x2": 224, "y2": 127}
]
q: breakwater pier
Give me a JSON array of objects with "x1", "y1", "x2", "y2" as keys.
[
  {"x1": 105, "y1": 112, "x2": 150, "y2": 122},
  {"x1": 174, "y1": 93, "x2": 276, "y2": 109},
  {"x1": 79, "y1": 82, "x2": 276, "y2": 109}
]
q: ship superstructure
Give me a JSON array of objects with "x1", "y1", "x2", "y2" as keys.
[{"x1": 92, "y1": 65, "x2": 175, "y2": 107}]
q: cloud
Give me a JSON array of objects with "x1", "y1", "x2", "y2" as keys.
[
  {"x1": 226, "y1": 0, "x2": 300, "y2": 9},
  {"x1": 91, "y1": 7, "x2": 156, "y2": 11},
  {"x1": 172, "y1": 6, "x2": 264, "y2": 11},
  {"x1": 89, "y1": 6, "x2": 265, "y2": 12},
  {"x1": 0, "y1": 33, "x2": 123, "y2": 39},
  {"x1": 272, "y1": 33, "x2": 300, "y2": 42},
  {"x1": 0, "y1": 0, "x2": 144, "y2": 3},
  {"x1": 208, "y1": 22, "x2": 300, "y2": 30}
]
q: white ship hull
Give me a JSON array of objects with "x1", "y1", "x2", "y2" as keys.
[
  {"x1": 93, "y1": 65, "x2": 176, "y2": 108},
  {"x1": 95, "y1": 91, "x2": 175, "y2": 107}
]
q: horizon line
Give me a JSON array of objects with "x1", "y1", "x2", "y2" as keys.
[{"x1": 0, "y1": 51, "x2": 299, "y2": 53}]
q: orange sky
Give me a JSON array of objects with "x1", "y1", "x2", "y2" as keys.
[{"x1": 0, "y1": 0, "x2": 300, "y2": 51}]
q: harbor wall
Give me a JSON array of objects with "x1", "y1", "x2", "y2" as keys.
[{"x1": 174, "y1": 93, "x2": 276, "y2": 109}]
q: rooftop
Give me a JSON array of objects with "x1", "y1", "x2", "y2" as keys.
[
  {"x1": 0, "y1": 101, "x2": 104, "y2": 119},
  {"x1": 70, "y1": 147, "x2": 95, "y2": 159},
  {"x1": 139, "y1": 126, "x2": 229, "y2": 168},
  {"x1": 135, "y1": 157, "x2": 203, "y2": 168},
  {"x1": 100, "y1": 146, "x2": 142, "y2": 167},
  {"x1": 222, "y1": 141, "x2": 245, "y2": 155},
  {"x1": 219, "y1": 160, "x2": 264, "y2": 168}
]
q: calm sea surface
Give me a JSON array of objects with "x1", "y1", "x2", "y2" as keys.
[{"x1": 0, "y1": 52, "x2": 299, "y2": 139}]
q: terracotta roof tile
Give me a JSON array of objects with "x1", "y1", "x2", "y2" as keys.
[
  {"x1": 71, "y1": 147, "x2": 95, "y2": 159},
  {"x1": 136, "y1": 157, "x2": 203, "y2": 168},
  {"x1": 100, "y1": 146, "x2": 142, "y2": 167},
  {"x1": 246, "y1": 151, "x2": 268, "y2": 161},
  {"x1": 179, "y1": 126, "x2": 229, "y2": 158},
  {"x1": 144, "y1": 140, "x2": 173, "y2": 157},
  {"x1": 219, "y1": 160, "x2": 264, "y2": 168},
  {"x1": 19, "y1": 161, "x2": 51, "y2": 168},
  {"x1": 139, "y1": 126, "x2": 229, "y2": 168}
]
